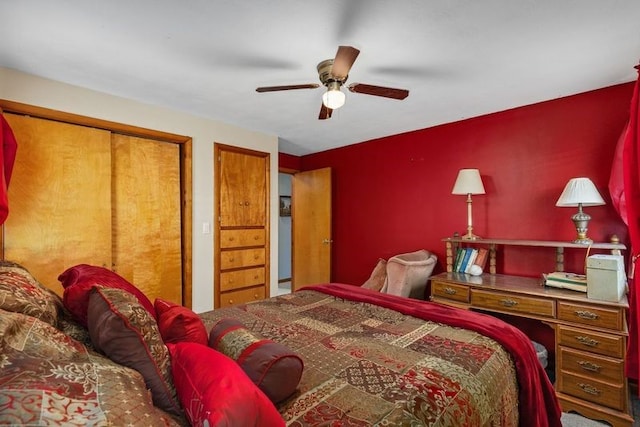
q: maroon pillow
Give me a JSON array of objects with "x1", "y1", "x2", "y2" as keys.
[
  {"x1": 209, "y1": 318, "x2": 303, "y2": 403},
  {"x1": 87, "y1": 287, "x2": 182, "y2": 416},
  {"x1": 168, "y1": 342, "x2": 284, "y2": 427},
  {"x1": 154, "y1": 298, "x2": 208, "y2": 345},
  {"x1": 59, "y1": 264, "x2": 155, "y2": 327}
]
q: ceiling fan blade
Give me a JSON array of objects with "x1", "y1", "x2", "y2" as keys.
[
  {"x1": 319, "y1": 103, "x2": 333, "y2": 120},
  {"x1": 331, "y1": 46, "x2": 360, "y2": 80},
  {"x1": 348, "y1": 83, "x2": 409, "y2": 100},
  {"x1": 256, "y1": 83, "x2": 319, "y2": 93}
]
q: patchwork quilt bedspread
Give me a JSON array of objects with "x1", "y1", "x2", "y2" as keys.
[{"x1": 201, "y1": 284, "x2": 560, "y2": 426}]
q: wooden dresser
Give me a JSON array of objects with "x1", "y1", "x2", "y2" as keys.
[
  {"x1": 214, "y1": 144, "x2": 270, "y2": 308},
  {"x1": 430, "y1": 238, "x2": 633, "y2": 427}
]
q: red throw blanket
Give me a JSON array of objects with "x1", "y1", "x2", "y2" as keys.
[
  {"x1": 0, "y1": 113, "x2": 17, "y2": 225},
  {"x1": 304, "y1": 283, "x2": 562, "y2": 427}
]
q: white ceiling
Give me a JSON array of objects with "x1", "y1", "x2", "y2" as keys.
[{"x1": 1, "y1": 1, "x2": 639, "y2": 156}]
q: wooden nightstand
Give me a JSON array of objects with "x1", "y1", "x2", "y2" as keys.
[{"x1": 431, "y1": 238, "x2": 633, "y2": 427}]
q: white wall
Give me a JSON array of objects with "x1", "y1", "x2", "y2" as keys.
[
  {"x1": 278, "y1": 173, "x2": 292, "y2": 280},
  {"x1": 0, "y1": 67, "x2": 280, "y2": 313}
]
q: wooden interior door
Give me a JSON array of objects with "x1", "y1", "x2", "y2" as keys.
[
  {"x1": 112, "y1": 134, "x2": 183, "y2": 304},
  {"x1": 3, "y1": 114, "x2": 112, "y2": 294},
  {"x1": 292, "y1": 167, "x2": 332, "y2": 290}
]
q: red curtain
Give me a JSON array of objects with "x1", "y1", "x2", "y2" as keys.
[
  {"x1": 0, "y1": 113, "x2": 18, "y2": 225},
  {"x1": 610, "y1": 65, "x2": 640, "y2": 382}
]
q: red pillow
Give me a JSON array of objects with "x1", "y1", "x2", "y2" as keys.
[
  {"x1": 154, "y1": 298, "x2": 208, "y2": 345},
  {"x1": 59, "y1": 264, "x2": 155, "y2": 327},
  {"x1": 209, "y1": 318, "x2": 304, "y2": 403},
  {"x1": 168, "y1": 342, "x2": 284, "y2": 427}
]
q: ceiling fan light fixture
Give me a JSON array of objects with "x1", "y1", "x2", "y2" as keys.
[{"x1": 322, "y1": 82, "x2": 346, "y2": 109}]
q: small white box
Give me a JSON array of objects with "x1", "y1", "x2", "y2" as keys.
[{"x1": 586, "y1": 254, "x2": 626, "y2": 302}]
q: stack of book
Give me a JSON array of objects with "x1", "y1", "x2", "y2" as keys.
[
  {"x1": 543, "y1": 272, "x2": 587, "y2": 292},
  {"x1": 453, "y1": 247, "x2": 488, "y2": 273}
]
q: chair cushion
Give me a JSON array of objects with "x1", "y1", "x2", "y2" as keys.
[
  {"x1": 209, "y1": 318, "x2": 304, "y2": 403},
  {"x1": 383, "y1": 249, "x2": 437, "y2": 299},
  {"x1": 361, "y1": 258, "x2": 387, "y2": 291}
]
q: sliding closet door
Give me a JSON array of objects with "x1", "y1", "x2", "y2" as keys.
[
  {"x1": 111, "y1": 134, "x2": 182, "y2": 304},
  {"x1": 3, "y1": 114, "x2": 112, "y2": 294}
]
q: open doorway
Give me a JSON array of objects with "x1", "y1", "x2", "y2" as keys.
[{"x1": 277, "y1": 172, "x2": 293, "y2": 295}]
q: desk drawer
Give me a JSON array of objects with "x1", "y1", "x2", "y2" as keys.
[
  {"x1": 557, "y1": 301, "x2": 624, "y2": 331},
  {"x1": 558, "y1": 346, "x2": 624, "y2": 384},
  {"x1": 558, "y1": 371, "x2": 625, "y2": 411},
  {"x1": 220, "y1": 229, "x2": 266, "y2": 249},
  {"x1": 431, "y1": 281, "x2": 470, "y2": 303},
  {"x1": 557, "y1": 325, "x2": 624, "y2": 358},
  {"x1": 220, "y1": 248, "x2": 265, "y2": 270},
  {"x1": 471, "y1": 289, "x2": 554, "y2": 318},
  {"x1": 219, "y1": 286, "x2": 266, "y2": 308},
  {"x1": 220, "y1": 267, "x2": 265, "y2": 292}
]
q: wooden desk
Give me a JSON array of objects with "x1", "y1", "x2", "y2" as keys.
[{"x1": 430, "y1": 272, "x2": 633, "y2": 427}]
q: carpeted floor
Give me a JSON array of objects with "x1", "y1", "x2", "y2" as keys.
[{"x1": 560, "y1": 393, "x2": 640, "y2": 426}]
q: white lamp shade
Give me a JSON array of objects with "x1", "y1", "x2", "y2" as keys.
[
  {"x1": 452, "y1": 169, "x2": 485, "y2": 195},
  {"x1": 555, "y1": 177, "x2": 605, "y2": 207},
  {"x1": 322, "y1": 89, "x2": 345, "y2": 109}
]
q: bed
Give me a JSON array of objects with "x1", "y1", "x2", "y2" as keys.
[
  {"x1": 200, "y1": 283, "x2": 562, "y2": 426},
  {"x1": 0, "y1": 261, "x2": 562, "y2": 426}
]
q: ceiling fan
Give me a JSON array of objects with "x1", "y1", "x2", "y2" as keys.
[{"x1": 255, "y1": 46, "x2": 409, "y2": 120}]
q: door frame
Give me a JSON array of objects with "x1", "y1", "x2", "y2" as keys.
[{"x1": 0, "y1": 99, "x2": 194, "y2": 307}]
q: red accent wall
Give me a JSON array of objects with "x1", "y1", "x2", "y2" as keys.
[
  {"x1": 300, "y1": 83, "x2": 634, "y2": 285},
  {"x1": 278, "y1": 152, "x2": 301, "y2": 171}
]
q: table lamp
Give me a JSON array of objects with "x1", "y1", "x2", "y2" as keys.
[
  {"x1": 555, "y1": 177, "x2": 605, "y2": 244},
  {"x1": 452, "y1": 169, "x2": 485, "y2": 240}
]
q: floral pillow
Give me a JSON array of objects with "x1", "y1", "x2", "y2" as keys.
[
  {"x1": 87, "y1": 287, "x2": 182, "y2": 416},
  {"x1": 0, "y1": 260, "x2": 63, "y2": 327},
  {"x1": 0, "y1": 308, "x2": 181, "y2": 426}
]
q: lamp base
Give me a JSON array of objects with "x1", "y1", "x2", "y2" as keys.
[
  {"x1": 461, "y1": 232, "x2": 481, "y2": 240},
  {"x1": 571, "y1": 206, "x2": 592, "y2": 246},
  {"x1": 573, "y1": 237, "x2": 593, "y2": 245}
]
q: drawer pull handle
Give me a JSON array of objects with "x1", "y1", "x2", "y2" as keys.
[
  {"x1": 228, "y1": 257, "x2": 234, "y2": 262},
  {"x1": 500, "y1": 299, "x2": 518, "y2": 307},
  {"x1": 254, "y1": 294, "x2": 259, "y2": 299},
  {"x1": 254, "y1": 236, "x2": 259, "y2": 240},
  {"x1": 444, "y1": 287, "x2": 457, "y2": 295},
  {"x1": 576, "y1": 336, "x2": 599, "y2": 347},
  {"x1": 575, "y1": 310, "x2": 599, "y2": 320},
  {"x1": 578, "y1": 383, "x2": 601, "y2": 396},
  {"x1": 578, "y1": 361, "x2": 601, "y2": 372},
  {"x1": 254, "y1": 275, "x2": 259, "y2": 279},
  {"x1": 228, "y1": 299, "x2": 234, "y2": 304},
  {"x1": 229, "y1": 237, "x2": 235, "y2": 241}
]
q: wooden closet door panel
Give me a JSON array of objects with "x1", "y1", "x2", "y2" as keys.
[
  {"x1": 3, "y1": 114, "x2": 112, "y2": 295},
  {"x1": 112, "y1": 134, "x2": 182, "y2": 304},
  {"x1": 219, "y1": 150, "x2": 266, "y2": 227}
]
